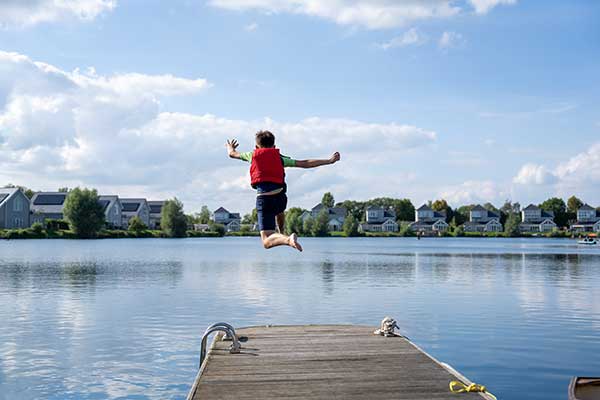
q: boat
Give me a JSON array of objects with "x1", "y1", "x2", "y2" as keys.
[
  {"x1": 578, "y1": 237, "x2": 598, "y2": 245},
  {"x1": 569, "y1": 377, "x2": 600, "y2": 400}
]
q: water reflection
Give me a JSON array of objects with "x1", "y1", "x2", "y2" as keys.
[{"x1": 0, "y1": 238, "x2": 599, "y2": 400}]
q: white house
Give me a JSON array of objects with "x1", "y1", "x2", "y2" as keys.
[
  {"x1": 301, "y1": 204, "x2": 347, "y2": 232},
  {"x1": 121, "y1": 198, "x2": 150, "y2": 228},
  {"x1": 570, "y1": 204, "x2": 600, "y2": 233},
  {"x1": 519, "y1": 204, "x2": 557, "y2": 232},
  {"x1": 213, "y1": 207, "x2": 241, "y2": 232},
  {"x1": 0, "y1": 188, "x2": 30, "y2": 229},
  {"x1": 409, "y1": 204, "x2": 449, "y2": 233},
  {"x1": 463, "y1": 205, "x2": 503, "y2": 233},
  {"x1": 359, "y1": 206, "x2": 399, "y2": 233},
  {"x1": 148, "y1": 200, "x2": 165, "y2": 230},
  {"x1": 30, "y1": 192, "x2": 68, "y2": 224},
  {"x1": 98, "y1": 195, "x2": 122, "y2": 229}
]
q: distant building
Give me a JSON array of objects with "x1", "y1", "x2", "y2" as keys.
[
  {"x1": 98, "y1": 195, "x2": 122, "y2": 229},
  {"x1": 409, "y1": 204, "x2": 449, "y2": 233},
  {"x1": 148, "y1": 201, "x2": 165, "y2": 230},
  {"x1": 570, "y1": 204, "x2": 600, "y2": 233},
  {"x1": 463, "y1": 205, "x2": 503, "y2": 233},
  {"x1": 359, "y1": 206, "x2": 399, "y2": 233},
  {"x1": 0, "y1": 188, "x2": 30, "y2": 229},
  {"x1": 301, "y1": 204, "x2": 347, "y2": 231},
  {"x1": 30, "y1": 192, "x2": 68, "y2": 224},
  {"x1": 193, "y1": 223, "x2": 210, "y2": 232},
  {"x1": 213, "y1": 207, "x2": 241, "y2": 232},
  {"x1": 519, "y1": 204, "x2": 557, "y2": 232},
  {"x1": 121, "y1": 198, "x2": 150, "y2": 228}
]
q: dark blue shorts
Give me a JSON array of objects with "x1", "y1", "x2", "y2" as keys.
[{"x1": 256, "y1": 192, "x2": 288, "y2": 231}]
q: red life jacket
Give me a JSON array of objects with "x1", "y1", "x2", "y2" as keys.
[{"x1": 250, "y1": 148, "x2": 285, "y2": 188}]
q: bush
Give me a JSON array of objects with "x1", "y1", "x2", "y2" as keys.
[
  {"x1": 128, "y1": 216, "x2": 148, "y2": 233},
  {"x1": 46, "y1": 219, "x2": 69, "y2": 231},
  {"x1": 31, "y1": 222, "x2": 44, "y2": 236},
  {"x1": 161, "y1": 198, "x2": 188, "y2": 238},
  {"x1": 208, "y1": 222, "x2": 226, "y2": 237},
  {"x1": 63, "y1": 188, "x2": 105, "y2": 238}
]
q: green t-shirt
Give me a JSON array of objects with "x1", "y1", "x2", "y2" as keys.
[{"x1": 239, "y1": 151, "x2": 297, "y2": 167}]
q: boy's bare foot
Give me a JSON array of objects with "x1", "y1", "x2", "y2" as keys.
[{"x1": 289, "y1": 233, "x2": 303, "y2": 252}]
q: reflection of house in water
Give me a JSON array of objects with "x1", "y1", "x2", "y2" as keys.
[{"x1": 321, "y1": 261, "x2": 335, "y2": 295}]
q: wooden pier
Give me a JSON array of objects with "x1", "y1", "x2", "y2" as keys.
[{"x1": 187, "y1": 325, "x2": 492, "y2": 400}]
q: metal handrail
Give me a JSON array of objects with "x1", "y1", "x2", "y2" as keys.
[
  {"x1": 199, "y1": 326, "x2": 241, "y2": 368},
  {"x1": 204, "y1": 322, "x2": 237, "y2": 340}
]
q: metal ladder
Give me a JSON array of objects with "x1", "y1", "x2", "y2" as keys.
[{"x1": 199, "y1": 322, "x2": 243, "y2": 368}]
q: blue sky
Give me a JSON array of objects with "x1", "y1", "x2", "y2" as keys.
[{"x1": 0, "y1": 0, "x2": 599, "y2": 214}]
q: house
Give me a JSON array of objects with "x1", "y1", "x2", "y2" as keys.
[
  {"x1": 519, "y1": 204, "x2": 557, "y2": 232},
  {"x1": 148, "y1": 201, "x2": 165, "y2": 230},
  {"x1": 212, "y1": 207, "x2": 241, "y2": 232},
  {"x1": 463, "y1": 205, "x2": 503, "y2": 233},
  {"x1": 121, "y1": 198, "x2": 150, "y2": 228},
  {"x1": 194, "y1": 223, "x2": 210, "y2": 232},
  {"x1": 0, "y1": 188, "x2": 31, "y2": 229},
  {"x1": 301, "y1": 204, "x2": 347, "y2": 231},
  {"x1": 359, "y1": 206, "x2": 399, "y2": 232},
  {"x1": 570, "y1": 204, "x2": 600, "y2": 233},
  {"x1": 30, "y1": 192, "x2": 68, "y2": 224},
  {"x1": 98, "y1": 195, "x2": 122, "y2": 229},
  {"x1": 409, "y1": 204, "x2": 449, "y2": 233}
]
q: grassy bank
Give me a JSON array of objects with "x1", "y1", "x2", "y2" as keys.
[{"x1": 0, "y1": 228, "x2": 224, "y2": 239}]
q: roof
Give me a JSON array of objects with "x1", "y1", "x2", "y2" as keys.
[
  {"x1": 471, "y1": 205, "x2": 487, "y2": 212},
  {"x1": 98, "y1": 195, "x2": 119, "y2": 213},
  {"x1": 30, "y1": 192, "x2": 68, "y2": 214},
  {"x1": 571, "y1": 220, "x2": 600, "y2": 226},
  {"x1": 121, "y1": 198, "x2": 146, "y2": 214},
  {"x1": 148, "y1": 200, "x2": 165, "y2": 215},
  {"x1": 523, "y1": 204, "x2": 540, "y2": 211},
  {"x1": 214, "y1": 207, "x2": 229, "y2": 214},
  {"x1": 0, "y1": 188, "x2": 18, "y2": 208},
  {"x1": 579, "y1": 204, "x2": 595, "y2": 211},
  {"x1": 311, "y1": 203, "x2": 325, "y2": 212},
  {"x1": 330, "y1": 207, "x2": 347, "y2": 217},
  {"x1": 417, "y1": 204, "x2": 432, "y2": 211}
]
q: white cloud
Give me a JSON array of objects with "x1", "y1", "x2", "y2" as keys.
[
  {"x1": 439, "y1": 31, "x2": 465, "y2": 49},
  {"x1": 555, "y1": 143, "x2": 600, "y2": 185},
  {"x1": 244, "y1": 22, "x2": 259, "y2": 31},
  {"x1": 0, "y1": 0, "x2": 116, "y2": 27},
  {"x1": 209, "y1": 0, "x2": 461, "y2": 29},
  {"x1": 378, "y1": 28, "x2": 426, "y2": 50},
  {"x1": 468, "y1": 0, "x2": 517, "y2": 14},
  {"x1": 0, "y1": 50, "x2": 437, "y2": 213},
  {"x1": 513, "y1": 163, "x2": 557, "y2": 185},
  {"x1": 439, "y1": 180, "x2": 506, "y2": 206}
]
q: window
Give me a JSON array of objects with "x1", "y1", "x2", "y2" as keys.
[
  {"x1": 13, "y1": 196, "x2": 23, "y2": 212},
  {"x1": 13, "y1": 217, "x2": 23, "y2": 228}
]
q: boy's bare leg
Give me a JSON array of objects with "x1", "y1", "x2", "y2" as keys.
[
  {"x1": 276, "y1": 212, "x2": 285, "y2": 234},
  {"x1": 260, "y1": 230, "x2": 303, "y2": 252}
]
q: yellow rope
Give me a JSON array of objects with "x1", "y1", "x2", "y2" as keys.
[{"x1": 449, "y1": 380, "x2": 497, "y2": 400}]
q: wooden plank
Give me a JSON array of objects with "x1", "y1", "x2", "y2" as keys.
[{"x1": 189, "y1": 325, "x2": 491, "y2": 400}]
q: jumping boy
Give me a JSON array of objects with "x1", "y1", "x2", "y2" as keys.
[{"x1": 226, "y1": 131, "x2": 340, "y2": 252}]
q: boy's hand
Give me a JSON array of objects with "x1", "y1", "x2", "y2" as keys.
[
  {"x1": 227, "y1": 139, "x2": 239, "y2": 152},
  {"x1": 329, "y1": 152, "x2": 341, "y2": 164}
]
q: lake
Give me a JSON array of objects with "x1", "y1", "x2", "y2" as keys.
[{"x1": 1, "y1": 237, "x2": 599, "y2": 400}]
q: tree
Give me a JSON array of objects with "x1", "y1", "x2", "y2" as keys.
[
  {"x1": 504, "y1": 212, "x2": 521, "y2": 237},
  {"x1": 198, "y1": 205, "x2": 211, "y2": 224},
  {"x1": 540, "y1": 197, "x2": 568, "y2": 227},
  {"x1": 63, "y1": 188, "x2": 105, "y2": 238},
  {"x1": 285, "y1": 207, "x2": 305, "y2": 235},
  {"x1": 431, "y1": 199, "x2": 452, "y2": 222},
  {"x1": 161, "y1": 198, "x2": 188, "y2": 237},
  {"x1": 58, "y1": 187, "x2": 69, "y2": 193},
  {"x1": 242, "y1": 208, "x2": 258, "y2": 225},
  {"x1": 567, "y1": 196, "x2": 584, "y2": 213},
  {"x1": 312, "y1": 209, "x2": 330, "y2": 237},
  {"x1": 343, "y1": 214, "x2": 360, "y2": 237},
  {"x1": 500, "y1": 200, "x2": 521, "y2": 225},
  {"x1": 483, "y1": 202, "x2": 500, "y2": 213},
  {"x1": 336, "y1": 200, "x2": 366, "y2": 222},
  {"x1": 303, "y1": 216, "x2": 314, "y2": 236},
  {"x1": 321, "y1": 192, "x2": 335, "y2": 208},
  {"x1": 208, "y1": 222, "x2": 226, "y2": 236},
  {"x1": 128, "y1": 216, "x2": 147, "y2": 233}
]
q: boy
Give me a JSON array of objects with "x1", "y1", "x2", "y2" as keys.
[{"x1": 226, "y1": 131, "x2": 340, "y2": 252}]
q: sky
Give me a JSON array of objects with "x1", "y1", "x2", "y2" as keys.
[{"x1": 0, "y1": 0, "x2": 599, "y2": 215}]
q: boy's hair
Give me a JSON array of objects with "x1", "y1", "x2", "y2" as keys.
[{"x1": 255, "y1": 130, "x2": 276, "y2": 148}]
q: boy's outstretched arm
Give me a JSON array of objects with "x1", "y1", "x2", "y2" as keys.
[
  {"x1": 226, "y1": 139, "x2": 241, "y2": 159},
  {"x1": 295, "y1": 152, "x2": 340, "y2": 168}
]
